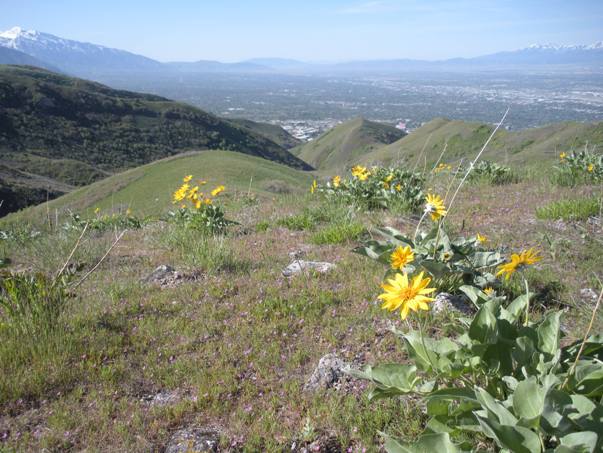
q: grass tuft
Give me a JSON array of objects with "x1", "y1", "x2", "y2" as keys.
[{"x1": 536, "y1": 197, "x2": 601, "y2": 221}]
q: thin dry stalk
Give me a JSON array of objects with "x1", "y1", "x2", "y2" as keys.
[
  {"x1": 55, "y1": 222, "x2": 89, "y2": 282},
  {"x1": 411, "y1": 133, "x2": 432, "y2": 172},
  {"x1": 430, "y1": 142, "x2": 449, "y2": 173},
  {"x1": 444, "y1": 108, "x2": 509, "y2": 222},
  {"x1": 72, "y1": 229, "x2": 126, "y2": 289},
  {"x1": 562, "y1": 280, "x2": 603, "y2": 389}
]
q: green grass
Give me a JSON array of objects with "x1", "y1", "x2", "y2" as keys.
[
  {"x1": 1, "y1": 151, "x2": 314, "y2": 227},
  {"x1": 293, "y1": 117, "x2": 405, "y2": 172},
  {"x1": 536, "y1": 197, "x2": 601, "y2": 221},
  {"x1": 358, "y1": 118, "x2": 603, "y2": 169},
  {"x1": 1, "y1": 171, "x2": 602, "y2": 451},
  {"x1": 310, "y1": 221, "x2": 366, "y2": 245}
]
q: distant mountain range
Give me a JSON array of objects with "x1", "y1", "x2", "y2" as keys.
[{"x1": 1, "y1": 26, "x2": 602, "y2": 77}]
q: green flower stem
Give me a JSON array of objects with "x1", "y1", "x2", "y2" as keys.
[{"x1": 522, "y1": 275, "x2": 530, "y2": 326}]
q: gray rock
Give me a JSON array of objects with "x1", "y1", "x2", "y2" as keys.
[
  {"x1": 282, "y1": 260, "x2": 336, "y2": 277},
  {"x1": 304, "y1": 353, "x2": 349, "y2": 391},
  {"x1": 580, "y1": 288, "x2": 599, "y2": 303},
  {"x1": 141, "y1": 390, "x2": 181, "y2": 407},
  {"x1": 432, "y1": 292, "x2": 473, "y2": 315},
  {"x1": 288, "y1": 249, "x2": 307, "y2": 260},
  {"x1": 165, "y1": 427, "x2": 220, "y2": 453},
  {"x1": 144, "y1": 264, "x2": 177, "y2": 282},
  {"x1": 143, "y1": 265, "x2": 200, "y2": 288}
]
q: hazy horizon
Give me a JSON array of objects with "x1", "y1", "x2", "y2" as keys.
[{"x1": 2, "y1": 0, "x2": 602, "y2": 63}]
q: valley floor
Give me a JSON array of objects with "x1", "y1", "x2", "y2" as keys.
[{"x1": 0, "y1": 178, "x2": 602, "y2": 451}]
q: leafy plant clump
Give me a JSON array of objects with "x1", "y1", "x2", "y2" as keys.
[
  {"x1": 352, "y1": 294, "x2": 603, "y2": 452},
  {"x1": 467, "y1": 160, "x2": 519, "y2": 185},
  {"x1": 355, "y1": 223, "x2": 501, "y2": 294},
  {"x1": 312, "y1": 165, "x2": 425, "y2": 211},
  {"x1": 64, "y1": 208, "x2": 144, "y2": 232},
  {"x1": 168, "y1": 175, "x2": 236, "y2": 234},
  {"x1": 349, "y1": 191, "x2": 602, "y2": 452},
  {"x1": 553, "y1": 150, "x2": 603, "y2": 187}
]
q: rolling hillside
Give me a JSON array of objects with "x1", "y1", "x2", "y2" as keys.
[
  {"x1": 2, "y1": 150, "x2": 313, "y2": 225},
  {"x1": 292, "y1": 117, "x2": 406, "y2": 171},
  {"x1": 0, "y1": 65, "x2": 310, "y2": 216},
  {"x1": 358, "y1": 118, "x2": 603, "y2": 168},
  {"x1": 228, "y1": 118, "x2": 301, "y2": 149}
]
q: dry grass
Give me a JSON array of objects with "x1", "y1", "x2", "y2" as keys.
[{"x1": 0, "y1": 178, "x2": 601, "y2": 451}]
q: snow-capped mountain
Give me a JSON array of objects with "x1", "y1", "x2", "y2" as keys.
[
  {"x1": 465, "y1": 41, "x2": 603, "y2": 66},
  {"x1": 0, "y1": 26, "x2": 163, "y2": 76},
  {"x1": 0, "y1": 26, "x2": 601, "y2": 76}
]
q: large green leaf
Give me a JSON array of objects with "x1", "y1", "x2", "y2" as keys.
[
  {"x1": 383, "y1": 432, "x2": 460, "y2": 453},
  {"x1": 476, "y1": 414, "x2": 542, "y2": 453},
  {"x1": 349, "y1": 364, "x2": 423, "y2": 400},
  {"x1": 555, "y1": 431, "x2": 598, "y2": 453},
  {"x1": 513, "y1": 377, "x2": 546, "y2": 428},
  {"x1": 571, "y1": 361, "x2": 603, "y2": 397},
  {"x1": 541, "y1": 389, "x2": 575, "y2": 437},
  {"x1": 374, "y1": 226, "x2": 414, "y2": 247},
  {"x1": 536, "y1": 311, "x2": 562, "y2": 356},
  {"x1": 512, "y1": 336, "x2": 537, "y2": 369},
  {"x1": 503, "y1": 293, "x2": 530, "y2": 323},
  {"x1": 471, "y1": 251, "x2": 503, "y2": 268},
  {"x1": 400, "y1": 331, "x2": 458, "y2": 373},
  {"x1": 475, "y1": 387, "x2": 517, "y2": 425},
  {"x1": 469, "y1": 304, "x2": 499, "y2": 344}
]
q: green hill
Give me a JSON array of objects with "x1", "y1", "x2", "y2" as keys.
[
  {"x1": 359, "y1": 118, "x2": 603, "y2": 168},
  {"x1": 292, "y1": 117, "x2": 406, "y2": 171},
  {"x1": 228, "y1": 118, "x2": 301, "y2": 149},
  {"x1": 2, "y1": 150, "x2": 313, "y2": 225},
  {"x1": 0, "y1": 65, "x2": 311, "y2": 216}
]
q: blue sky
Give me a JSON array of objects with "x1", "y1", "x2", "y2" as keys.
[{"x1": 2, "y1": 0, "x2": 602, "y2": 62}]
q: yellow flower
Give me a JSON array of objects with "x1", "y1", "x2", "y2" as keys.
[
  {"x1": 204, "y1": 198, "x2": 212, "y2": 205},
  {"x1": 395, "y1": 184, "x2": 402, "y2": 192},
  {"x1": 385, "y1": 174, "x2": 394, "y2": 183},
  {"x1": 211, "y1": 185, "x2": 225, "y2": 196},
  {"x1": 94, "y1": 207, "x2": 100, "y2": 214},
  {"x1": 180, "y1": 204, "x2": 186, "y2": 209},
  {"x1": 378, "y1": 272, "x2": 436, "y2": 320},
  {"x1": 383, "y1": 181, "x2": 390, "y2": 189},
  {"x1": 559, "y1": 152, "x2": 567, "y2": 160},
  {"x1": 358, "y1": 171, "x2": 370, "y2": 181},
  {"x1": 477, "y1": 233, "x2": 488, "y2": 244},
  {"x1": 332, "y1": 175, "x2": 341, "y2": 187},
  {"x1": 425, "y1": 194, "x2": 447, "y2": 221},
  {"x1": 199, "y1": 180, "x2": 207, "y2": 185},
  {"x1": 484, "y1": 287, "x2": 495, "y2": 297},
  {"x1": 496, "y1": 248, "x2": 542, "y2": 280},
  {"x1": 183, "y1": 175, "x2": 193, "y2": 183},
  {"x1": 194, "y1": 199, "x2": 202, "y2": 209},
  {"x1": 351, "y1": 165, "x2": 365, "y2": 176},
  {"x1": 587, "y1": 164, "x2": 594, "y2": 172},
  {"x1": 390, "y1": 245, "x2": 414, "y2": 270},
  {"x1": 126, "y1": 208, "x2": 132, "y2": 216},
  {"x1": 310, "y1": 180, "x2": 317, "y2": 194}
]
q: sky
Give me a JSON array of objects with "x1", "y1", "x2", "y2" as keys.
[{"x1": 1, "y1": 0, "x2": 602, "y2": 62}]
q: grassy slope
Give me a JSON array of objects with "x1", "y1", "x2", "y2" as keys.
[
  {"x1": 1, "y1": 172, "x2": 601, "y2": 451},
  {"x1": 2, "y1": 150, "x2": 314, "y2": 225},
  {"x1": 360, "y1": 118, "x2": 603, "y2": 168},
  {"x1": 293, "y1": 117, "x2": 406, "y2": 172},
  {"x1": 0, "y1": 65, "x2": 311, "y2": 215},
  {"x1": 228, "y1": 118, "x2": 301, "y2": 149}
]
